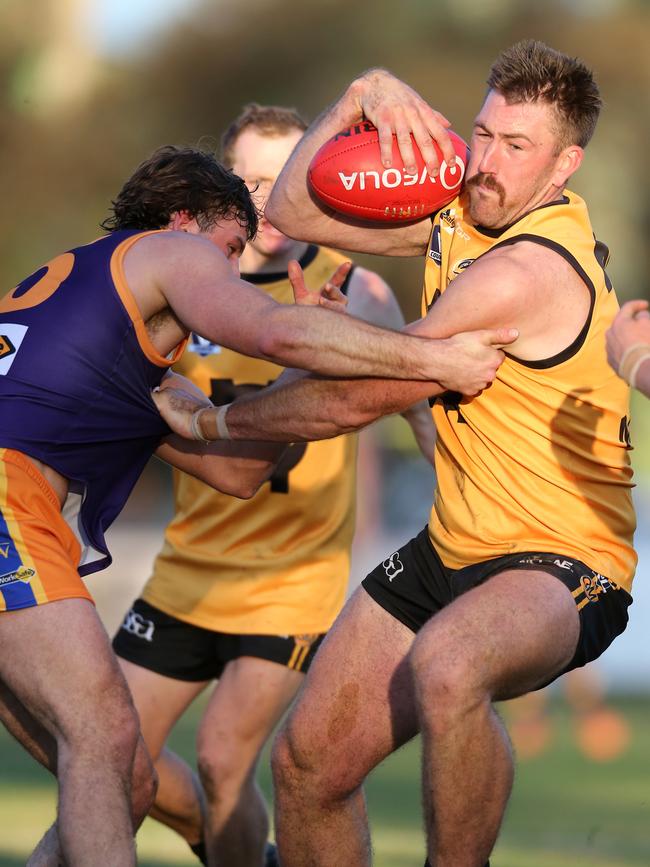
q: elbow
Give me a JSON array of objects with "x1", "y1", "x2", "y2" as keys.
[
  {"x1": 264, "y1": 197, "x2": 289, "y2": 235},
  {"x1": 266, "y1": 193, "x2": 315, "y2": 243},
  {"x1": 257, "y1": 309, "x2": 301, "y2": 362}
]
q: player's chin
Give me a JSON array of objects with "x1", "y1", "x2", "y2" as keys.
[{"x1": 467, "y1": 199, "x2": 502, "y2": 230}]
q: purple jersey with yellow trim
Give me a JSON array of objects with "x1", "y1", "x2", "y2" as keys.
[{"x1": 0, "y1": 230, "x2": 184, "y2": 575}]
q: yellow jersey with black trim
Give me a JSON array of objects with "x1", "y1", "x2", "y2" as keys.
[
  {"x1": 143, "y1": 245, "x2": 358, "y2": 633},
  {"x1": 423, "y1": 191, "x2": 636, "y2": 591}
]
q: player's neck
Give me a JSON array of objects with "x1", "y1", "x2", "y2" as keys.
[{"x1": 240, "y1": 241, "x2": 310, "y2": 276}]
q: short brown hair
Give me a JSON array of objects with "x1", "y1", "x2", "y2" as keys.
[
  {"x1": 487, "y1": 40, "x2": 602, "y2": 148},
  {"x1": 221, "y1": 103, "x2": 308, "y2": 167},
  {"x1": 101, "y1": 145, "x2": 258, "y2": 238}
]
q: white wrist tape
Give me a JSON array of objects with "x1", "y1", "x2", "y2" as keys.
[
  {"x1": 628, "y1": 353, "x2": 650, "y2": 391},
  {"x1": 189, "y1": 407, "x2": 212, "y2": 443},
  {"x1": 618, "y1": 343, "x2": 650, "y2": 387},
  {"x1": 215, "y1": 403, "x2": 232, "y2": 440}
]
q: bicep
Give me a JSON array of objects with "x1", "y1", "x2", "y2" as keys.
[{"x1": 417, "y1": 249, "x2": 530, "y2": 339}]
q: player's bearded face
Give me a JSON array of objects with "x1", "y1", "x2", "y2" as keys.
[{"x1": 466, "y1": 93, "x2": 564, "y2": 229}]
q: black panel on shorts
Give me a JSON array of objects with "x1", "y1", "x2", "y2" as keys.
[
  {"x1": 112, "y1": 598, "x2": 325, "y2": 682},
  {"x1": 362, "y1": 527, "x2": 631, "y2": 685}
]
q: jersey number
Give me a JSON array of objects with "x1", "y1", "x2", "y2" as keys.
[
  {"x1": 0, "y1": 254, "x2": 75, "y2": 313},
  {"x1": 210, "y1": 378, "x2": 307, "y2": 493}
]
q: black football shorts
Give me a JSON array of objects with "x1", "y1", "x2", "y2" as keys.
[
  {"x1": 362, "y1": 526, "x2": 631, "y2": 681},
  {"x1": 112, "y1": 598, "x2": 325, "y2": 682}
]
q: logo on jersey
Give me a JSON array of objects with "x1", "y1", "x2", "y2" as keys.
[
  {"x1": 0, "y1": 544, "x2": 11, "y2": 559},
  {"x1": 440, "y1": 208, "x2": 457, "y2": 234},
  {"x1": 428, "y1": 225, "x2": 442, "y2": 266},
  {"x1": 0, "y1": 335, "x2": 16, "y2": 359},
  {"x1": 0, "y1": 566, "x2": 35, "y2": 587},
  {"x1": 0, "y1": 324, "x2": 28, "y2": 375},
  {"x1": 120, "y1": 608, "x2": 155, "y2": 642},
  {"x1": 383, "y1": 551, "x2": 404, "y2": 582},
  {"x1": 451, "y1": 258, "x2": 475, "y2": 276},
  {"x1": 188, "y1": 333, "x2": 222, "y2": 357}
]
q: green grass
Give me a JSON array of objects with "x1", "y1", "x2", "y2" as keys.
[{"x1": 1, "y1": 696, "x2": 649, "y2": 866}]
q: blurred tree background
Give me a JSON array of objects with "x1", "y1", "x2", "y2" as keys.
[{"x1": 0, "y1": 0, "x2": 649, "y2": 449}]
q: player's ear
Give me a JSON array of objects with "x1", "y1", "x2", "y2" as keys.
[
  {"x1": 552, "y1": 145, "x2": 583, "y2": 188},
  {"x1": 168, "y1": 210, "x2": 196, "y2": 232}
]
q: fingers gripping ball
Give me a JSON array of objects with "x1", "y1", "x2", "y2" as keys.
[{"x1": 308, "y1": 121, "x2": 468, "y2": 222}]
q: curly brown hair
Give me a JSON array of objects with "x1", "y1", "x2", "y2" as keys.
[
  {"x1": 487, "y1": 40, "x2": 602, "y2": 149},
  {"x1": 101, "y1": 145, "x2": 258, "y2": 238}
]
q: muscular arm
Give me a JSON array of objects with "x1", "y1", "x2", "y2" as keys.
[
  {"x1": 126, "y1": 231, "x2": 494, "y2": 383},
  {"x1": 154, "y1": 436, "x2": 286, "y2": 499},
  {"x1": 189, "y1": 241, "x2": 587, "y2": 442},
  {"x1": 266, "y1": 69, "x2": 453, "y2": 257},
  {"x1": 152, "y1": 371, "x2": 286, "y2": 497}
]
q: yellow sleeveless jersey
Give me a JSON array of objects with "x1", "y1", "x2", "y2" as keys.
[
  {"x1": 423, "y1": 191, "x2": 636, "y2": 591},
  {"x1": 143, "y1": 245, "x2": 358, "y2": 633}
]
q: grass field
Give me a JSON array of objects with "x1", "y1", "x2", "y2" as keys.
[{"x1": 1, "y1": 695, "x2": 649, "y2": 866}]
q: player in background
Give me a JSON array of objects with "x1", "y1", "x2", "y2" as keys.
[
  {"x1": 0, "y1": 144, "x2": 512, "y2": 867},
  {"x1": 154, "y1": 42, "x2": 637, "y2": 867},
  {"x1": 113, "y1": 104, "x2": 436, "y2": 867},
  {"x1": 606, "y1": 299, "x2": 650, "y2": 398}
]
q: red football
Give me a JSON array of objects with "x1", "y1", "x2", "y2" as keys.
[{"x1": 308, "y1": 121, "x2": 468, "y2": 222}]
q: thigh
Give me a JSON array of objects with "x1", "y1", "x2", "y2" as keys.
[
  {"x1": 118, "y1": 659, "x2": 207, "y2": 759},
  {"x1": 0, "y1": 679, "x2": 56, "y2": 771},
  {"x1": 198, "y1": 655, "x2": 304, "y2": 765},
  {"x1": 0, "y1": 598, "x2": 136, "y2": 741},
  {"x1": 279, "y1": 586, "x2": 419, "y2": 789},
  {"x1": 413, "y1": 568, "x2": 581, "y2": 701},
  {"x1": 114, "y1": 599, "x2": 216, "y2": 755}
]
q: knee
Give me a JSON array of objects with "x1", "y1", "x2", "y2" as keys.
[
  {"x1": 131, "y1": 739, "x2": 158, "y2": 829},
  {"x1": 196, "y1": 740, "x2": 248, "y2": 804},
  {"x1": 270, "y1": 726, "x2": 299, "y2": 796},
  {"x1": 102, "y1": 701, "x2": 142, "y2": 769},
  {"x1": 408, "y1": 632, "x2": 485, "y2": 731},
  {"x1": 271, "y1": 723, "x2": 357, "y2": 806}
]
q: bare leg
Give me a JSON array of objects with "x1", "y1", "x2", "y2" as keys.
[
  {"x1": 0, "y1": 599, "x2": 156, "y2": 866},
  {"x1": 196, "y1": 656, "x2": 304, "y2": 867},
  {"x1": 0, "y1": 679, "x2": 156, "y2": 866},
  {"x1": 409, "y1": 569, "x2": 580, "y2": 867},
  {"x1": 272, "y1": 588, "x2": 418, "y2": 867},
  {"x1": 119, "y1": 660, "x2": 208, "y2": 847}
]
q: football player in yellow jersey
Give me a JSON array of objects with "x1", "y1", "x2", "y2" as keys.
[
  {"x1": 113, "y1": 104, "x2": 437, "y2": 867},
  {"x1": 155, "y1": 42, "x2": 637, "y2": 867}
]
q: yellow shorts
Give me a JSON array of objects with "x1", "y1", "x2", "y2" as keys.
[{"x1": 0, "y1": 449, "x2": 92, "y2": 611}]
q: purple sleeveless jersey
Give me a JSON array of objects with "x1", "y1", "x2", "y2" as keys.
[{"x1": 0, "y1": 230, "x2": 179, "y2": 575}]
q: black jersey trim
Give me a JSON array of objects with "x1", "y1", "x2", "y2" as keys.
[
  {"x1": 242, "y1": 244, "x2": 319, "y2": 285},
  {"x1": 485, "y1": 233, "x2": 596, "y2": 369},
  {"x1": 474, "y1": 196, "x2": 571, "y2": 238}
]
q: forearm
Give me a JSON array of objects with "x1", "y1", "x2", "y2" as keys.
[
  {"x1": 155, "y1": 436, "x2": 286, "y2": 498},
  {"x1": 265, "y1": 81, "x2": 365, "y2": 240},
  {"x1": 204, "y1": 373, "x2": 442, "y2": 443},
  {"x1": 259, "y1": 303, "x2": 448, "y2": 381}
]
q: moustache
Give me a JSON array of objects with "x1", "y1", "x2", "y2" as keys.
[{"x1": 466, "y1": 173, "x2": 506, "y2": 205}]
